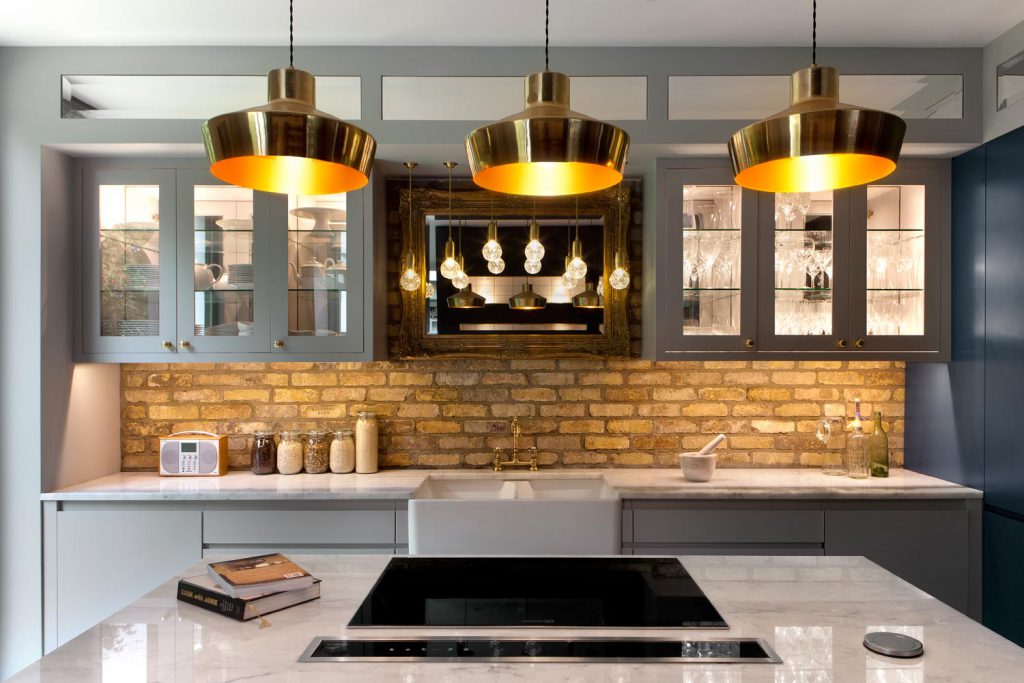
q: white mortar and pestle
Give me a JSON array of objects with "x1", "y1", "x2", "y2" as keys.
[{"x1": 680, "y1": 434, "x2": 726, "y2": 482}]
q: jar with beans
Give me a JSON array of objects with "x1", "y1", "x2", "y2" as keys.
[
  {"x1": 250, "y1": 430, "x2": 276, "y2": 475},
  {"x1": 304, "y1": 429, "x2": 331, "y2": 474},
  {"x1": 277, "y1": 430, "x2": 304, "y2": 475}
]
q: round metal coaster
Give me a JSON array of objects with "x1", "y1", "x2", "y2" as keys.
[{"x1": 863, "y1": 632, "x2": 924, "y2": 658}]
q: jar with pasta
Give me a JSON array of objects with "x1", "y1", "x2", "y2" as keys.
[
  {"x1": 355, "y1": 412, "x2": 379, "y2": 474},
  {"x1": 277, "y1": 430, "x2": 304, "y2": 475}
]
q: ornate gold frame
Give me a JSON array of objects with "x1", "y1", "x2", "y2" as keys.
[{"x1": 398, "y1": 186, "x2": 631, "y2": 358}]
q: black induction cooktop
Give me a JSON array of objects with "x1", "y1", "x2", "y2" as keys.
[{"x1": 348, "y1": 557, "x2": 727, "y2": 628}]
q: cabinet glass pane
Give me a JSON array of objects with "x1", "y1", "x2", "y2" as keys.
[
  {"x1": 286, "y1": 193, "x2": 348, "y2": 336},
  {"x1": 865, "y1": 184, "x2": 925, "y2": 335},
  {"x1": 191, "y1": 185, "x2": 254, "y2": 336},
  {"x1": 98, "y1": 184, "x2": 161, "y2": 336},
  {"x1": 681, "y1": 185, "x2": 742, "y2": 335},
  {"x1": 773, "y1": 192, "x2": 834, "y2": 335}
]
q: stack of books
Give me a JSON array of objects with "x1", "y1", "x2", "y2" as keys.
[{"x1": 177, "y1": 553, "x2": 320, "y2": 622}]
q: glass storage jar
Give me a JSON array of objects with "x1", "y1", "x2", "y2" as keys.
[
  {"x1": 355, "y1": 411, "x2": 379, "y2": 474},
  {"x1": 330, "y1": 429, "x2": 356, "y2": 474},
  {"x1": 304, "y1": 429, "x2": 331, "y2": 474},
  {"x1": 277, "y1": 430, "x2": 304, "y2": 475},
  {"x1": 846, "y1": 426, "x2": 869, "y2": 479},
  {"x1": 250, "y1": 430, "x2": 277, "y2": 475}
]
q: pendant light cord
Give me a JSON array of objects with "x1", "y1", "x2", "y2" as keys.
[
  {"x1": 811, "y1": 0, "x2": 817, "y2": 66},
  {"x1": 544, "y1": 0, "x2": 550, "y2": 70},
  {"x1": 289, "y1": 0, "x2": 294, "y2": 67},
  {"x1": 447, "y1": 166, "x2": 453, "y2": 241}
]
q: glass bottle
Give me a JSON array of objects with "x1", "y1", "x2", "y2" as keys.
[
  {"x1": 816, "y1": 418, "x2": 846, "y2": 476},
  {"x1": 330, "y1": 429, "x2": 356, "y2": 474},
  {"x1": 250, "y1": 430, "x2": 277, "y2": 475},
  {"x1": 847, "y1": 424, "x2": 869, "y2": 479},
  {"x1": 304, "y1": 429, "x2": 331, "y2": 474},
  {"x1": 277, "y1": 430, "x2": 304, "y2": 475},
  {"x1": 355, "y1": 411, "x2": 379, "y2": 474},
  {"x1": 868, "y1": 411, "x2": 890, "y2": 477}
]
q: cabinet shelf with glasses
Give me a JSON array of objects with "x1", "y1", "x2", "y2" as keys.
[
  {"x1": 77, "y1": 159, "x2": 383, "y2": 361},
  {"x1": 644, "y1": 158, "x2": 949, "y2": 359}
]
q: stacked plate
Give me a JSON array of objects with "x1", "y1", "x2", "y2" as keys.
[
  {"x1": 228, "y1": 263, "x2": 254, "y2": 289},
  {"x1": 117, "y1": 319, "x2": 159, "y2": 336},
  {"x1": 123, "y1": 264, "x2": 160, "y2": 290},
  {"x1": 196, "y1": 321, "x2": 254, "y2": 337}
]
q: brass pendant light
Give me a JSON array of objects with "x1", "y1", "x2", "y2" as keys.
[
  {"x1": 509, "y1": 283, "x2": 548, "y2": 310},
  {"x1": 465, "y1": 0, "x2": 630, "y2": 197},
  {"x1": 572, "y1": 280, "x2": 604, "y2": 309},
  {"x1": 202, "y1": 0, "x2": 376, "y2": 195},
  {"x1": 727, "y1": 1, "x2": 905, "y2": 193},
  {"x1": 438, "y1": 162, "x2": 460, "y2": 280},
  {"x1": 447, "y1": 284, "x2": 486, "y2": 309}
]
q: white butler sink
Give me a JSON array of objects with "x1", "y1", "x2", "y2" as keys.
[{"x1": 408, "y1": 476, "x2": 621, "y2": 555}]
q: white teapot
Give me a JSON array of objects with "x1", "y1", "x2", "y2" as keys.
[
  {"x1": 290, "y1": 257, "x2": 335, "y2": 289},
  {"x1": 194, "y1": 262, "x2": 224, "y2": 290}
]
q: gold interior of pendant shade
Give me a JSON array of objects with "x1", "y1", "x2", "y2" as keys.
[
  {"x1": 728, "y1": 66, "x2": 905, "y2": 193},
  {"x1": 203, "y1": 67, "x2": 376, "y2": 195},
  {"x1": 466, "y1": 71, "x2": 629, "y2": 197}
]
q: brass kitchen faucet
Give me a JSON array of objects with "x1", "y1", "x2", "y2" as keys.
[{"x1": 492, "y1": 417, "x2": 539, "y2": 472}]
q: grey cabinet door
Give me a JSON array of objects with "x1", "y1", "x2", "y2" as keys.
[
  {"x1": 757, "y1": 188, "x2": 852, "y2": 352},
  {"x1": 824, "y1": 502, "x2": 969, "y2": 614},
  {"x1": 268, "y1": 186, "x2": 365, "y2": 354},
  {"x1": 659, "y1": 165, "x2": 759, "y2": 355},
  {"x1": 82, "y1": 164, "x2": 178, "y2": 356},
  {"x1": 848, "y1": 160, "x2": 949, "y2": 355},
  {"x1": 175, "y1": 168, "x2": 271, "y2": 354}
]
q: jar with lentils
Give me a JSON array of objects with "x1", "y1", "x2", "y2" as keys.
[
  {"x1": 304, "y1": 429, "x2": 331, "y2": 474},
  {"x1": 277, "y1": 430, "x2": 304, "y2": 475}
]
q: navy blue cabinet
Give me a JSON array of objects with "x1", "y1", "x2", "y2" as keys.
[{"x1": 984, "y1": 511, "x2": 1024, "y2": 646}]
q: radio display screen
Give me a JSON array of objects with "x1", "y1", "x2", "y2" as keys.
[{"x1": 180, "y1": 442, "x2": 198, "y2": 453}]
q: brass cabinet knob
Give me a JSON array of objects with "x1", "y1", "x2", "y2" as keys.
[
  {"x1": 744, "y1": 338, "x2": 755, "y2": 349},
  {"x1": 836, "y1": 338, "x2": 848, "y2": 349},
  {"x1": 273, "y1": 339, "x2": 285, "y2": 349},
  {"x1": 161, "y1": 340, "x2": 174, "y2": 351},
  {"x1": 855, "y1": 338, "x2": 865, "y2": 349},
  {"x1": 179, "y1": 340, "x2": 191, "y2": 350}
]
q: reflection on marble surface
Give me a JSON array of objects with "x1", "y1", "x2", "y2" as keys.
[
  {"x1": 42, "y1": 468, "x2": 981, "y2": 502},
  {"x1": 10, "y1": 555, "x2": 1024, "y2": 682}
]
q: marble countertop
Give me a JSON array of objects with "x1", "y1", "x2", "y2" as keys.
[
  {"x1": 41, "y1": 468, "x2": 981, "y2": 502},
  {"x1": 10, "y1": 553, "x2": 1023, "y2": 682}
]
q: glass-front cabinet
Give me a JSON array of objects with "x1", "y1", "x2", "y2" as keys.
[
  {"x1": 659, "y1": 167, "x2": 758, "y2": 354},
  {"x1": 175, "y1": 169, "x2": 269, "y2": 354},
  {"x1": 648, "y1": 158, "x2": 949, "y2": 359},
  {"x1": 79, "y1": 161, "x2": 374, "y2": 360},
  {"x1": 757, "y1": 189, "x2": 851, "y2": 352},
  {"x1": 83, "y1": 166, "x2": 177, "y2": 354}
]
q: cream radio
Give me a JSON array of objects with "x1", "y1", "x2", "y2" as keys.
[{"x1": 159, "y1": 431, "x2": 228, "y2": 477}]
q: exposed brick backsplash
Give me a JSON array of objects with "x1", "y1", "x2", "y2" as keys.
[{"x1": 120, "y1": 359, "x2": 905, "y2": 470}]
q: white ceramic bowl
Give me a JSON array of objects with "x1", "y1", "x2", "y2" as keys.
[{"x1": 680, "y1": 452, "x2": 716, "y2": 482}]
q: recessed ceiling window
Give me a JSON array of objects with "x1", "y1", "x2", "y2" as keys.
[
  {"x1": 61, "y1": 75, "x2": 361, "y2": 120},
  {"x1": 382, "y1": 76, "x2": 646, "y2": 121},
  {"x1": 669, "y1": 74, "x2": 963, "y2": 120}
]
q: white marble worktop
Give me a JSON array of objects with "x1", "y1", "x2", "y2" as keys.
[
  {"x1": 41, "y1": 467, "x2": 981, "y2": 502},
  {"x1": 10, "y1": 553, "x2": 1023, "y2": 682}
]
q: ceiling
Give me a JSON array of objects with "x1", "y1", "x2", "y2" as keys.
[{"x1": 3, "y1": 0, "x2": 1023, "y2": 48}]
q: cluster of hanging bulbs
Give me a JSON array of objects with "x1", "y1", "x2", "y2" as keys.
[
  {"x1": 560, "y1": 198, "x2": 588, "y2": 289},
  {"x1": 524, "y1": 208, "x2": 545, "y2": 275},
  {"x1": 482, "y1": 216, "x2": 505, "y2": 274}
]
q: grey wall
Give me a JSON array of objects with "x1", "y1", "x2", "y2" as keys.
[{"x1": 0, "y1": 43, "x2": 988, "y2": 677}]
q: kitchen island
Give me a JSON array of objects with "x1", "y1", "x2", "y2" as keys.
[{"x1": 11, "y1": 553, "x2": 1023, "y2": 682}]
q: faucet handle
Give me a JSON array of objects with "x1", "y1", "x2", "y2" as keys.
[
  {"x1": 492, "y1": 448, "x2": 504, "y2": 472},
  {"x1": 528, "y1": 447, "x2": 539, "y2": 471}
]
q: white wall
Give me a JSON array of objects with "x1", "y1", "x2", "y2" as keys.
[{"x1": 984, "y1": 19, "x2": 1024, "y2": 141}]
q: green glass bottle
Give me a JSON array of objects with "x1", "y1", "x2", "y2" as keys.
[{"x1": 868, "y1": 411, "x2": 889, "y2": 477}]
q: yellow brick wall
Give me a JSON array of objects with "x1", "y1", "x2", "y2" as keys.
[{"x1": 120, "y1": 359, "x2": 905, "y2": 470}]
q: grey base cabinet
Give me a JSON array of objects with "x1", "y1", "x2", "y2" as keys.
[
  {"x1": 623, "y1": 498, "x2": 981, "y2": 618},
  {"x1": 43, "y1": 499, "x2": 405, "y2": 653}
]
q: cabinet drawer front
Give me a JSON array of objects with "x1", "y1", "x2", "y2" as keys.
[
  {"x1": 629, "y1": 544, "x2": 824, "y2": 557},
  {"x1": 203, "y1": 509, "x2": 396, "y2": 545},
  {"x1": 203, "y1": 545, "x2": 395, "y2": 558},
  {"x1": 633, "y1": 508, "x2": 824, "y2": 544}
]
